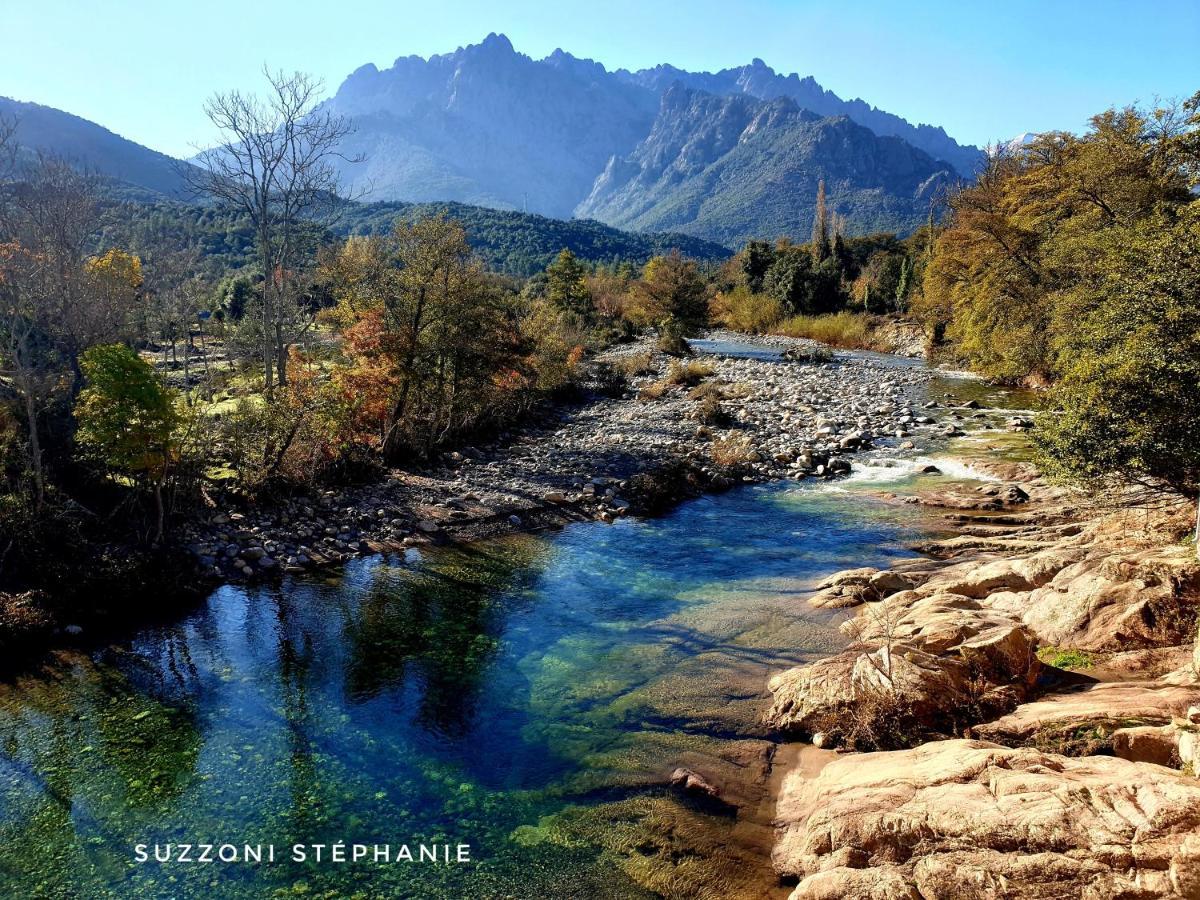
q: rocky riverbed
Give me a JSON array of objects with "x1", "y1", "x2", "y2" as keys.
[{"x1": 181, "y1": 332, "x2": 1008, "y2": 584}]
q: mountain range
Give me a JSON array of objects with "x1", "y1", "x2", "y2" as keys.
[
  {"x1": 2, "y1": 34, "x2": 984, "y2": 248},
  {"x1": 325, "y1": 34, "x2": 977, "y2": 243}
]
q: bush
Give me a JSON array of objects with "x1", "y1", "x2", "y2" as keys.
[
  {"x1": 638, "y1": 380, "x2": 670, "y2": 402},
  {"x1": 711, "y1": 434, "x2": 755, "y2": 467},
  {"x1": 614, "y1": 351, "x2": 656, "y2": 378},
  {"x1": 654, "y1": 319, "x2": 694, "y2": 356},
  {"x1": 665, "y1": 360, "x2": 714, "y2": 386},
  {"x1": 691, "y1": 396, "x2": 731, "y2": 427},
  {"x1": 710, "y1": 285, "x2": 784, "y2": 333},
  {"x1": 773, "y1": 312, "x2": 876, "y2": 349},
  {"x1": 687, "y1": 381, "x2": 725, "y2": 402}
]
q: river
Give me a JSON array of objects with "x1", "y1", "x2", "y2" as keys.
[{"x1": 0, "y1": 345, "x2": 1033, "y2": 899}]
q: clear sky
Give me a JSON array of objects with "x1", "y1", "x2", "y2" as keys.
[{"x1": 2, "y1": 0, "x2": 1197, "y2": 158}]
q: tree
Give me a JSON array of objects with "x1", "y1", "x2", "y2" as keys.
[
  {"x1": 544, "y1": 248, "x2": 592, "y2": 322},
  {"x1": 922, "y1": 100, "x2": 1194, "y2": 383},
  {"x1": 322, "y1": 216, "x2": 519, "y2": 459},
  {"x1": 1034, "y1": 207, "x2": 1200, "y2": 529},
  {"x1": 0, "y1": 242, "x2": 58, "y2": 506},
  {"x1": 75, "y1": 344, "x2": 180, "y2": 541},
  {"x1": 631, "y1": 250, "x2": 708, "y2": 335},
  {"x1": 810, "y1": 180, "x2": 831, "y2": 263},
  {"x1": 740, "y1": 240, "x2": 775, "y2": 294},
  {"x1": 188, "y1": 67, "x2": 361, "y2": 392},
  {"x1": 1, "y1": 155, "x2": 128, "y2": 388}
]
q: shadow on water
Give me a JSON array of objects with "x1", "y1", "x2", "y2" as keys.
[{"x1": 0, "y1": 398, "x2": 1009, "y2": 897}]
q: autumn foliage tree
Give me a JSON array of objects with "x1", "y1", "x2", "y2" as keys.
[{"x1": 323, "y1": 216, "x2": 529, "y2": 459}]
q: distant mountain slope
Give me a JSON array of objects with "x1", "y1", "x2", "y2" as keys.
[
  {"x1": 339, "y1": 200, "x2": 731, "y2": 275},
  {"x1": 576, "y1": 86, "x2": 953, "y2": 248},
  {"x1": 0, "y1": 96, "x2": 191, "y2": 198},
  {"x1": 325, "y1": 33, "x2": 657, "y2": 218},
  {"x1": 96, "y1": 191, "x2": 730, "y2": 279},
  {"x1": 617, "y1": 59, "x2": 983, "y2": 177}
]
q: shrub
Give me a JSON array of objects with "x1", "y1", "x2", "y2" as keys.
[
  {"x1": 665, "y1": 360, "x2": 714, "y2": 386},
  {"x1": 786, "y1": 345, "x2": 835, "y2": 364},
  {"x1": 773, "y1": 312, "x2": 877, "y2": 350},
  {"x1": 710, "y1": 285, "x2": 785, "y2": 333},
  {"x1": 638, "y1": 380, "x2": 671, "y2": 402},
  {"x1": 691, "y1": 396, "x2": 731, "y2": 427},
  {"x1": 710, "y1": 434, "x2": 755, "y2": 467},
  {"x1": 656, "y1": 320, "x2": 692, "y2": 356},
  {"x1": 615, "y1": 351, "x2": 656, "y2": 378},
  {"x1": 687, "y1": 381, "x2": 725, "y2": 402}
]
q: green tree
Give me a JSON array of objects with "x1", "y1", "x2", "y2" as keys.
[
  {"x1": 1035, "y1": 206, "x2": 1200, "y2": 550},
  {"x1": 632, "y1": 250, "x2": 708, "y2": 336},
  {"x1": 740, "y1": 240, "x2": 776, "y2": 294},
  {"x1": 75, "y1": 344, "x2": 180, "y2": 540},
  {"x1": 544, "y1": 248, "x2": 592, "y2": 322},
  {"x1": 810, "y1": 180, "x2": 831, "y2": 264}
]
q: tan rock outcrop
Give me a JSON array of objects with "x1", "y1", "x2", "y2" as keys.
[
  {"x1": 774, "y1": 739, "x2": 1200, "y2": 899},
  {"x1": 972, "y1": 680, "x2": 1200, "y2": 746}
]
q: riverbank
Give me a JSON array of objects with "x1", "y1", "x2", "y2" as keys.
[
  {"x1": 176, "y1": 331, "x2": 982, "y2": 586},
  {"x1": 763, "y1": 446, "x2": 1200, "y2": 897}
]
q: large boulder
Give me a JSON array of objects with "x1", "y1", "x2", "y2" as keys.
[
  {"x1": 774, "y1": 739, "x2": 1200, "y2": 899},
  {"x1": 765, "y1": 623, "x2": 1040, "y2": 744}
]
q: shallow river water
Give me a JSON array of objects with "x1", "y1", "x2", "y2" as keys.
[{"x1": 0, "y1": 346, "x2": 1031, "y2": 899}]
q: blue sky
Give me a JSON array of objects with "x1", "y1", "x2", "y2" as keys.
[{"x1": 2, "y1": 0, "x2": 1197, "y2": 158}]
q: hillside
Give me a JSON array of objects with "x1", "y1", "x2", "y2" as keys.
[
  {"x1": 339, "y1": 201, "x2": 730, "y2": 274},
  {"x1": 96, "y1": 193, "x2": 730, "y2": 278},
  {"x1": 617, "y1": 58, "x2": 983, "y2": 177},
  {"x1": 576, "y1": 87, "x2": 954, "y2": 247},
  {"x1": 0, "y1": 97, "x2": 192, "y2": 198}
]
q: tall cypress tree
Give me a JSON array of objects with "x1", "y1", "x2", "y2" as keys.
[{"x1": 810, "y1": 180, "x2": 831, "y2": 263}]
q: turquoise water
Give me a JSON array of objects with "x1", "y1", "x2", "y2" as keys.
[{"x1": 0, "y1": 479, "x2": 934, "y2": 899}]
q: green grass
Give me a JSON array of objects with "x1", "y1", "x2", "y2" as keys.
[{"x1": 1036, "y1": 646, "x2": 1095, "y2": 670}]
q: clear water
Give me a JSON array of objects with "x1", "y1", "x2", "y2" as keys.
[{"x1": 0, "y1": 479, "x2": 935, "y2": 899}]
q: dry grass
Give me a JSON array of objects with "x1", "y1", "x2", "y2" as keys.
[
  {"x1": 687, "y1": 381, "x2": 725, "y2": 402},
  {"x1": 638, "y1": 380, "x2": 671, "y2": 402},
  {"x1": 690, "y1": 396, "x2": 731, "y2": 427},
  {"x1": 710, "y1": 433, "x2": 755, "y2": 467},
  {"x1": 709, "y1": 288, "x2": 785, "y2": 333},
  {"x1": 773, "y1": 312, "x2": 882, "y2": 350},
  {"x1": 615, "y1": 351, "x2": 657, "y2": 378},
  {"x1": 665, "y1": 360, "x2": 714, "y2": 386},
  {"x1": 723, "y1": 382, "x2": 753, "y2": 400}
]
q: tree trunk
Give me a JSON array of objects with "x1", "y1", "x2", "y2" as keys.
[
  {"x1": 154, "y1": 480, "x2": 165, "y2": 545},
  {"x1": 23, "y1": 390, "x2": 44, "y2": 510},
  {"x1": 275, "y1": 321, "x2": 288, "y2": 386}
]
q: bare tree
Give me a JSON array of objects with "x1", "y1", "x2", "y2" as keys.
[
  {"x1": 0, "y1": 244, "x2": 58, "y2": 507},
  {"x1": 187, "y1": 67, "x2": 362, "y2": 393}
]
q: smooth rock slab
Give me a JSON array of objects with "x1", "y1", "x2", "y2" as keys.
[{"x1": 774, "y1": 739, "x2": 1200, "y2": 899}]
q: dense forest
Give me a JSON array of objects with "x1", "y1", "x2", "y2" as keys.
[{"x1": 96, "y1": 192, "x2": 730, "y2": 281}]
